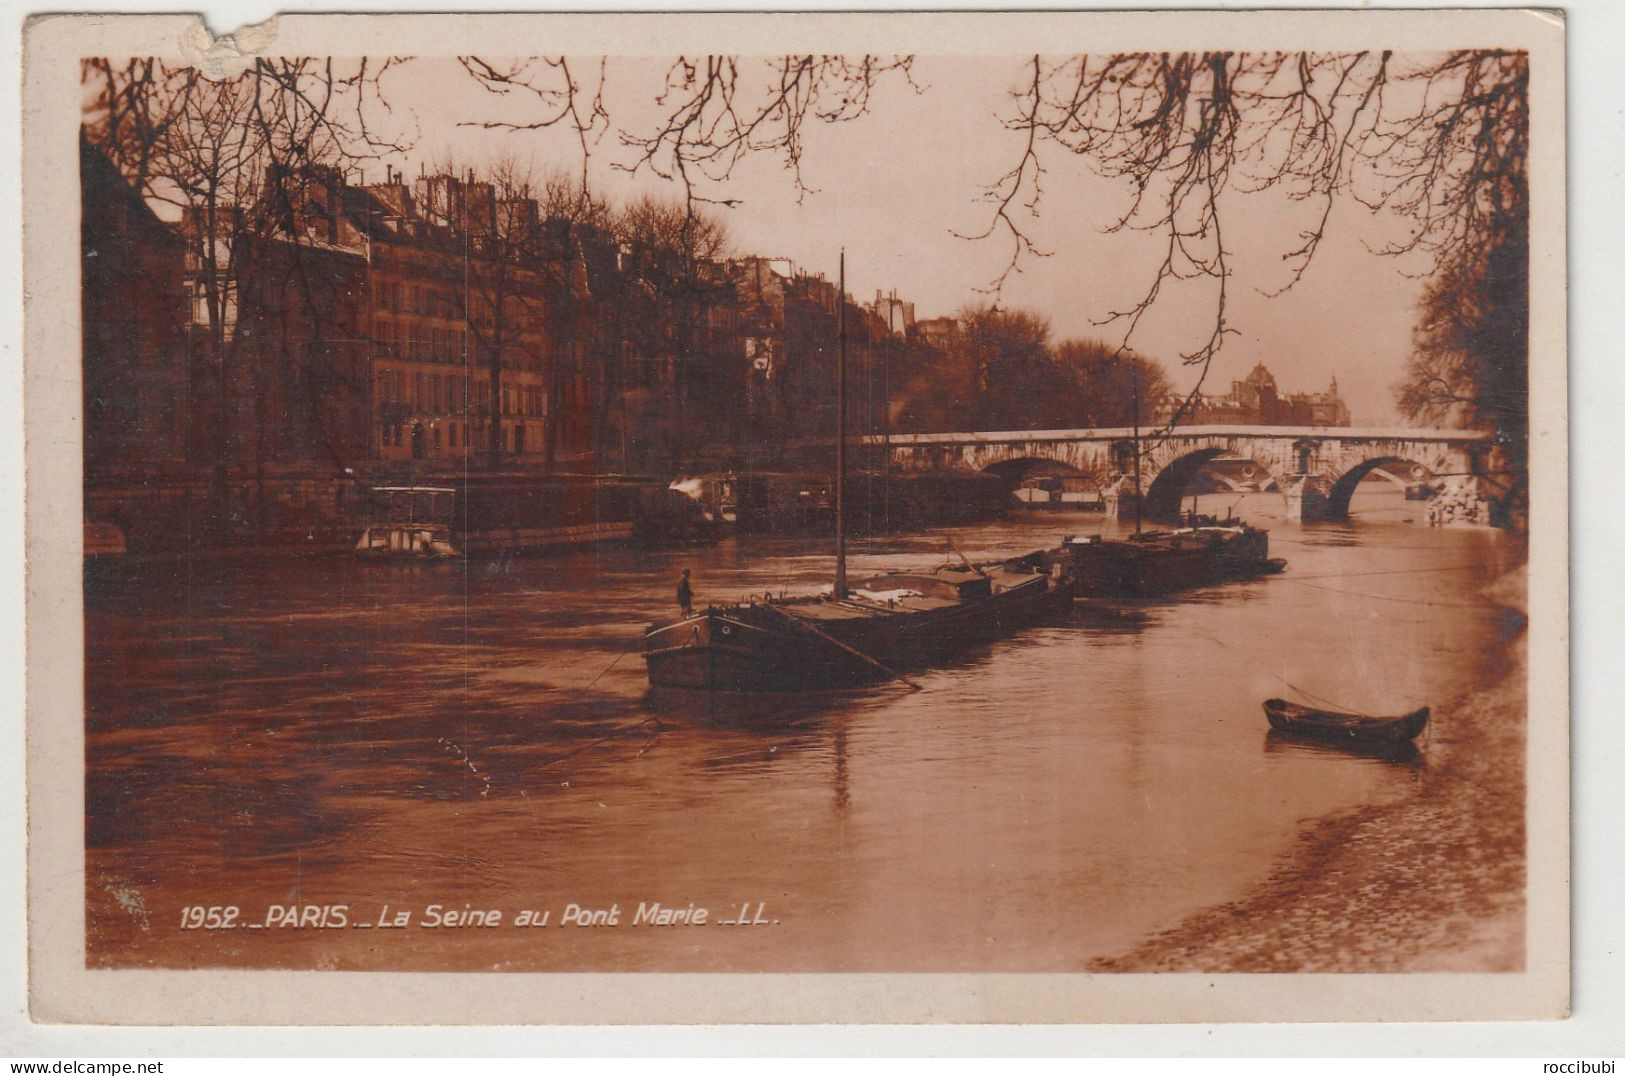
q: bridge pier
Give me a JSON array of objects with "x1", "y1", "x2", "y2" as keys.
[
  {"x1": 1284, "y1": 475, "x2": 1332, "y2": 523},
  {"x1": 1101, "y1": 477, "x2": 1142, "y2": 522}
]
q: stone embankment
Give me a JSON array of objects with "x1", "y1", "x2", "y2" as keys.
[{"x1": 1424, "y1": 475, "x2": 1495, "y2": 527}]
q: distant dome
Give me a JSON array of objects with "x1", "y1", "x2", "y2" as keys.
[{"x1": 1245, "y1": 363, "x2": 1277, "y2": 389}]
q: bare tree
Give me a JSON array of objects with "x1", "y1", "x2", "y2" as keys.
[
  {"x1": 970, "y1": 50, "x2": 1530, "y2": 471},
  {"x1": 957, "y1": 304, "x2": 1053, "y2": 429},
  {"x1": 458, "y1": 54, "x2": 917, "y2": 217},
  {"x1": 614, "y1": 56, "x2": 918, "y2": 208},
  {"x1": 82, "y1": 57, "x2": 406, "y2": 533},
  {"x1": 613, "y1": 194, "x2": 732, "y2": 466},
  {"x1": 412, "y1": 157, "x2": 560, "y2": 471},
  {"x1": 1390, "y1": 55, "x2": 1529, "y2": 515},
  {"x1": 1054, "y1": 339, "x2": 1173, "y2": 429},
  {"x1": 532, "y1": 170, "x2": 626, "y2": 470}
]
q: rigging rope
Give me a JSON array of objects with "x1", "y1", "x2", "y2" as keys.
[
  {"x1": 525, "y1": 648, "x2": 661, "y2": 774},
  {"x1": 1181, "y1": 620, "x2": 1373, "y2": 717},
  {"x1": 533, "y1": 713, "x2": 663, "y2": 773},
  {"x1": 1279, "y1": 577, "x2": 1488, "y2": 609},
  {"x1": 580, "y1": 647, "x2": 631, "y2": 692},
  {"x1": 1280, "y1": 563, "x2": 1485, "y2": 581}
]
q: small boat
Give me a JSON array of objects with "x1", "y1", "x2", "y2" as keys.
[
  {"x1": 670, "y1": 473, "x2": 739, "y2": 531},
  {"x1": 355, "y1": 486, "x2": 460, "y2": 559},
  {"x1": 1262, "y1": 698, "x2": 1430, "y2": 742}
]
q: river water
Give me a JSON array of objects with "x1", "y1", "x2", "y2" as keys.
[{"x1": 84, "y1": 486, "x2": 1523, "y2": 971}]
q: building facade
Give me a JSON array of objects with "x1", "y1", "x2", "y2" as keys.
[
  {"x1": 1169, "y1": 363, "x2": 1352, "y2": 427},
  {"x1": 81, "y1": 136, "x2": 194, "y2": 483},
  {"x1": 81, "y1": 141, "x2": 971, "y2": 547}
]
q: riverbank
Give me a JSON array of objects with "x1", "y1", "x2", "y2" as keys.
[{"x1": 1090, "y1": 565, "x2": 1529, "y2": 973}]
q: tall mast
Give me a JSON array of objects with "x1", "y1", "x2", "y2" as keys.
[
  {"x1": 834, "y1": 250, "x2": 848, "y2": 600},
  {"x1": 1132, "y1": 363, "x2": 1143, "y2": 534}
]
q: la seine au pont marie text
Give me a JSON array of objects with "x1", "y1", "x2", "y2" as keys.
[{"x1": 176, "y1": 901, "x2": 776, "y2": 930}]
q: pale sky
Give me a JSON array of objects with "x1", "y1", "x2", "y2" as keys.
[{"x1": 362, "y1": 55, "x2": 1433, "y2": 425}]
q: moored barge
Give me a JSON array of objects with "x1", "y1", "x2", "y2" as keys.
[{"x1": 644, "y1": 551, "x2": 1066, "y2": 692}]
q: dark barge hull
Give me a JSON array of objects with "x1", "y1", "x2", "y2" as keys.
[
  {"x1": 1064, "y1": 527, "x2": 1277, "y2": 595},
  {"x1": 644, "y1": 572, "x2": 1064, "y2": 692}
]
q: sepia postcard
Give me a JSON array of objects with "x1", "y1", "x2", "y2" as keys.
[{"x1": 22, "y1": 9, "x2": 1568, "y2": 1025}]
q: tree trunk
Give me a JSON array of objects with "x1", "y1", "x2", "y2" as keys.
[{"x1": 487, "y1": 330, "x2": 503, "y2": 471}]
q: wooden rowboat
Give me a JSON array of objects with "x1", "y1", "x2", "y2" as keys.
[{"x1": 1262, "y1": 698, "x2": 1430, "y2": 743}]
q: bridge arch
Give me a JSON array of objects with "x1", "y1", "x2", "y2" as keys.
[
  {"x1": 1139, "y1": 445, "x2": 1288, "y2": 522},
  {"x1": 1323, "y1": 455, "x2": 1434, "y2": 520},
  {"x1": 980, "y1": 456, "x2": 1091, "y2": 484}
]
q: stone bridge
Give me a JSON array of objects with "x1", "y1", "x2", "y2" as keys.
[{"x1": 866, "y1": 425, "x2": 1495, "y2": 522}]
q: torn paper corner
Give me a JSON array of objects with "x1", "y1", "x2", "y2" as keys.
[{"x1": 180, "y1": 14, "x2": 279, "y2": 76}]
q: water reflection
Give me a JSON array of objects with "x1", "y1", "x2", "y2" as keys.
[
  {"x1": 84, "y1": 487, "x2": 1518, "y2": 971},
  {"x1": 1262, "y1": 730, "x2": 1428, "y2": 769},
  {"x1": 1063, "y1": 600, "x2": 1155, "y2": 633},
  {"x1": 647, "y1": 685, "x2": 884, "y2": 729}
]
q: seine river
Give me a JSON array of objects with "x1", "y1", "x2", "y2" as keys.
[{"x1": 84, "y1": 486, "x2": 1523, "y2": 971}]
